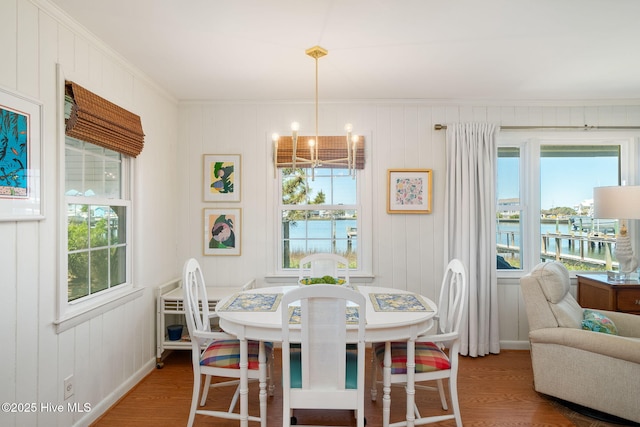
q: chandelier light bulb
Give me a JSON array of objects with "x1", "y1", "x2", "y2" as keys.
[
  {"x1": 308, "y1": 139, "x2": 316, "y2": 164},
  {"x1": 272, "y1": 47, "x2": 360, "y2": 180}
]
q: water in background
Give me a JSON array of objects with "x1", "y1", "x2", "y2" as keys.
[
  {"x1": 497, "y1": 220, "x2": 616, "y2": 263},
  {"x1": 285, "y1": 219, "x2": 357, "y2": 253},
  {"x1": 287, "y1": 219, "x2": 614, "y2": 263}
]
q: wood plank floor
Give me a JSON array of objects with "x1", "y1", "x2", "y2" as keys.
[{"x1": 90, "y1": 349, "x2": 607, "y2": 426}]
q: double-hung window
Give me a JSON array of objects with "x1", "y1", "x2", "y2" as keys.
[
  {"x1": 57, "y1": 79, "x2": 141, "y2": 330},
  {"x1": 65, "y1": 137, "x2": 132, "y2": 302},
  {"x1": 278, "y1": 167, "x2": 359, "y2": 271},
  {"x1": 497, "y1": 135, "x2": 631, "y2": 274}
]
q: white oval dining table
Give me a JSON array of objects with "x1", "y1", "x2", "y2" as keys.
[{"x1": 215, "y1": 285, "x2": 437, "y2": 427}]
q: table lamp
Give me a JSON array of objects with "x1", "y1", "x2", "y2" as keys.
[{"x1": 593, "y1": 185, "x2": 640, "y2": 281}]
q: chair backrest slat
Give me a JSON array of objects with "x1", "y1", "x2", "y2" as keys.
[
  {"x1": 282, "y1": 284, "x2": 365, "y2": 392},
  {"x1": 298, "y1": 253, "x2": 350, "y2": 285},
  {"x1": 182, "y1": 258, "x2": 212, "y2": 346},
  {"x1": 301, "y1": 297, "x2": 348, "y2": 388},
  {"x1": 435, "y1": 259, "x2": 467, "y2": 337}
]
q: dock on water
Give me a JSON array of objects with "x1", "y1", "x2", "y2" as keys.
[{"x1": 497, "y1": 231, "x2": 616, "y2": 268}]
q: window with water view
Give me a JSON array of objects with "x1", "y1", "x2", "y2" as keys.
[
  {"x1": 497, "y1": 143, "x2": 621, "y2": 272},
  {"x1": 279, "y1": 167, "x2": 358, "y2": 270}
]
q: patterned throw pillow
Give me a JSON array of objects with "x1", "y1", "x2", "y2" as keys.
[{"x1": 581, "y1": 309, "x2": 618, "y2": 335}]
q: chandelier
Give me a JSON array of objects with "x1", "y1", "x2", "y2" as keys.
[{"x1": 272, "y1": 46, "x2": 359, "y2": 180}]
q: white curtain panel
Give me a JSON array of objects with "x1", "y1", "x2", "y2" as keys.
[{"x1": 444, "y1": 123, "x2": 500, "y2": 357}]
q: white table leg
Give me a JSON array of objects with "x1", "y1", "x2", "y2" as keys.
[
  {"x1": 383, "y1": 341, "x2": 391, "y2": 427},
  {"x1": 406, "y1": 339, "x2": 416, "y2": 427},
  {"x1": 258, "y1": 341, "x2": 267, "y2": 427},
  {"x1": 370, "y1": 348, "x2": 378, "y2": 402},
  {"x1": 239, "y1": 338, "x2": 249, "y2": 427}
]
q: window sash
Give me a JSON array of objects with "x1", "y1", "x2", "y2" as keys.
[
  {"x1": 497, "y1": 135, "x2": 631, "y2": 275},
  {"x1": 278, "y1": 168, "x2": 361, "y2": 272},
  {"x1": 62, "y1": 139, "x2": 133, "y2": 304}
]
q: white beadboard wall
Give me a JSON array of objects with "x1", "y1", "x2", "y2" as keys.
[
  {"x1": 1, "y1": 1, "x2": 179, "y2": 426},
  {"x1": 2, "y1": 0, "x2": 640, "y2": 426},
  {"x1": 177, "y1": 101, "x2": 640, "y2": 350}
]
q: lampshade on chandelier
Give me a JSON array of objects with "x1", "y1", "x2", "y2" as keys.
[
  {"x1": 593, "y1": 185, "x2": 640, "y2": 279},
  {"x1": 271, "y1": 46, "x2": 363, "y2": 180}
]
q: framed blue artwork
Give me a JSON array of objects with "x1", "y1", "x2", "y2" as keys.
[{"x1": 0, "y1": 86, "x2": 43, "y2": 221}]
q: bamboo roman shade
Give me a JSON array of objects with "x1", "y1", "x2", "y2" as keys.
[
  {"x1": 275, "y1": 135, "x2": 365, "y2": 169},
  {"x1": 65, "y1": 81, "x2": 145, "y2": 157}
]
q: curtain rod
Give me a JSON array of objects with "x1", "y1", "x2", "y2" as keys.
[{"x1": 433, "y1": 124, "x2": 640, "y2": 131}]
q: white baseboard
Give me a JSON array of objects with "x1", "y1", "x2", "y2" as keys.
[
  {"x1": 72, "y1": 357, "x2": 157, "y2": 427},
  {"x1": 500, "y1": 340, "x2": 531, "y2": 350}
]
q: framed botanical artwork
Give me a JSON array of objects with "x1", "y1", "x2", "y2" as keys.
[
  {"x1": 203, "y1": 154, "x2": 241, "y2": 202},
  {"x1": 387, "y1": 169, "x2": 432, "y2": 214},
  {"x1": 0, "y1": 86, "x2": 44, "y2": 221},
  {"x1": 204, "y1": 208, "x2": 241, "y2": 256}
]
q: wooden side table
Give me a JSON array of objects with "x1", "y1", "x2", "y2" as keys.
[{"x1": 576, "y1": 274, "x2": 640, "y2": 314}]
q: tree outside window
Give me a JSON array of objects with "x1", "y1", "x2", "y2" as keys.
[{"x1": 279, "y1": 167, "x2": 358, "y2": 270}]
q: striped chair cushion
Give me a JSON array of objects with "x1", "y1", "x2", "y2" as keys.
[
  {"x1": 200, "y1": 340, "x2": 273, "y2": 369},
  {"x1": 374, "y1": 341, "x2": 450, "y2": 375}
]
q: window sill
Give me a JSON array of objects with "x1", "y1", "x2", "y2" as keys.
[
  {"x1": 54, "y1": 287, "x2": 144, "y2": 333},
  {"x1": 264, "y1": 274, "x2": 375, "y2": 285}
]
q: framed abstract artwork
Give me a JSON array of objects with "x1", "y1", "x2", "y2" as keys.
[
  {"x1": 204, "y1": 208, "x2": 241, "y2": 256},
  {"x1": 0, "y1": 87, "x2": 44, "y2": 221},
  {"x1": 387, "y1": 169, "x2": 432, "y2": 214},
  {"x1": 203, "y1": 154, "x2": 241, "y2": 202}
]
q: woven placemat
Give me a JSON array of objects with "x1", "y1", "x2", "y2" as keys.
[
  {"x1": 218, "y1": 293, "x2": 283, "y2": 312},
  {"x1": 370, "y1": 293, "x2": 433, "y2": 312}
]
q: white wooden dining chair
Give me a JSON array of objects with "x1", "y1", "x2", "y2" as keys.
[
  {"x1": 182, "y1": 258, "x2": 273, "y2": 426},
  {"x1": 371, "y1": 259, "x2": 467, "y2": 427},
  {"x1": 281, "y1": 284, "x2": 366, "y2": 427},
  {"x1": 198, "y1": 277, "x2": 276, "y2": 401},
  {"x1": 298, "y1": 253, "x2": 350, "y2": 285}
]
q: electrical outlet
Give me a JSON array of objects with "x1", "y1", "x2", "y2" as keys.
[{"x1": 64, "y1": 375, "x2": 74, "y2": 400}]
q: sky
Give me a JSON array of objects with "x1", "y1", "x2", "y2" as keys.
[
  {"x1": 283, "y1": 168, "x2": 357, "y2": 205},
  {"x1": 293, "y1": 157, "x2": 620, "y2": 212},
  {"x1": 498, "y1": 156, "x2": 619, "y2": 210}
]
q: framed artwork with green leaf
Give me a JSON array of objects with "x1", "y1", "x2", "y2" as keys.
[
  {"x1": 203, "y1": 154, "x2": 241, "y2": 202},
  {"x1": 204, "y1": 208, "x2": 241, "y2": 256}
]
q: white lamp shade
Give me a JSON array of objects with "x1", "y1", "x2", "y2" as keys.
[{"x1": 593, "y1": 186, "x2": 640, "y2": 219}]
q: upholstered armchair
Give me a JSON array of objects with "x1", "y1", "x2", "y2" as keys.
[{"x1": 520, "y1": 261, "x2": 640, "y2": 424}]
